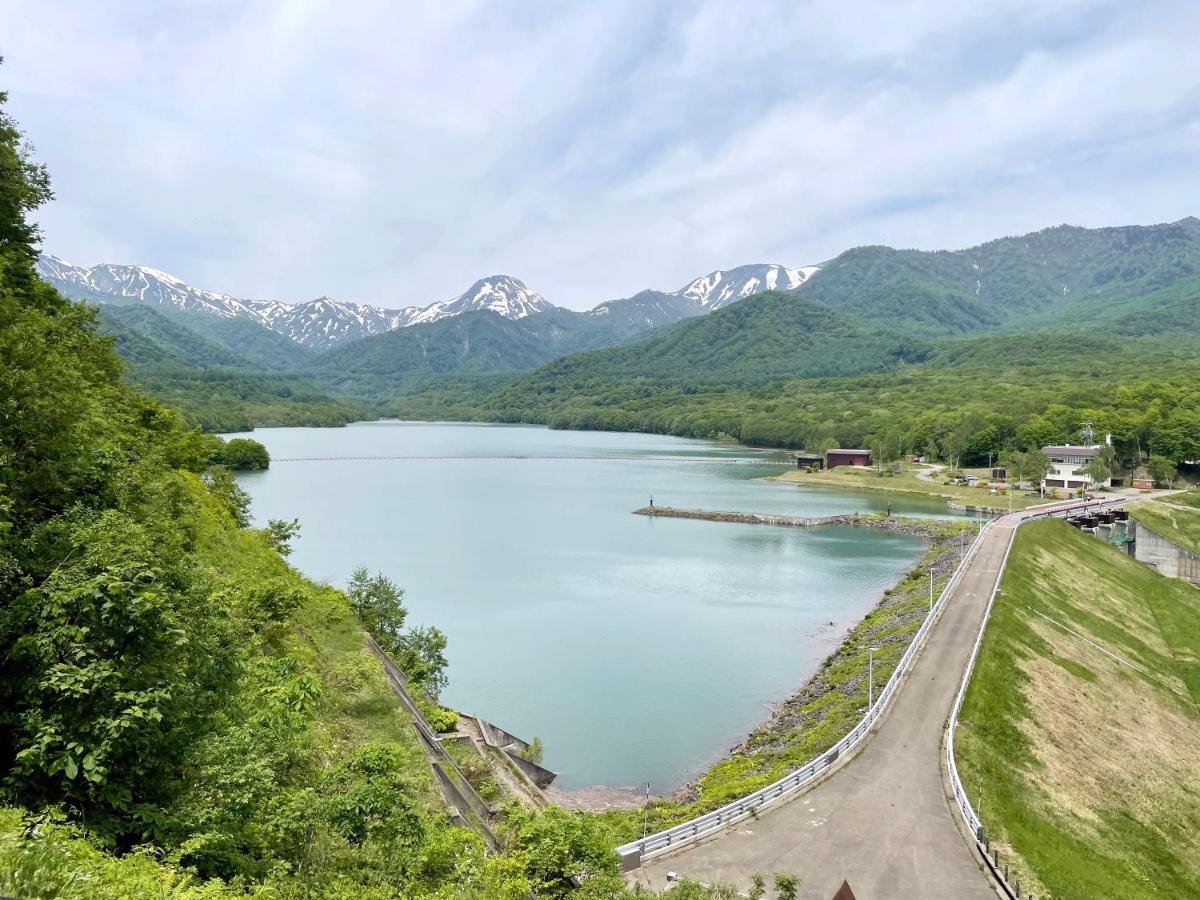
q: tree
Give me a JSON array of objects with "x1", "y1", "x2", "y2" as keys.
[
  {"x1": 264, "y1": 518, "x2": 300, "y2": 556},
  {"x1": 773, "y1": 873, "x2": 801, "y2": 899},
  {"x1": 1148, "y1": 455, "x2": 1178, "y2": 488},
  {"x1": 396, "y1": 625, "x2": 449, "y2": 699},
  {"x1": 347, "y1": 567, "x2": 408, "y2": 656},
  {"x1": 213, "y1": 437, "x2": 270, "y2": 471},
  {"x1": 1081, "y1": 445, "x2": 1118, "y2": 490}
]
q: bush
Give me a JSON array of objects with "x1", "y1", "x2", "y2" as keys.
[{"x1": 213, "y1": 437, "x2": 270, "y2": 471}]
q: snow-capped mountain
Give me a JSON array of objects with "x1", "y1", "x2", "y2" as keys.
[
  {"x1": 404, "y1": 275, "x2": 556, "y2": 325},
  {"x1": 675, "y1": 263, "x2": 819, "y2": 310},
  {"x1": 35, "y1": 257, "x2": 552, "y2": 349},
  {"x1": 257, "y1": 297, "x2": 412, "y2": 348},
  {"x1": 36, "y1": 254, "x2": 818, "y2": 352}
]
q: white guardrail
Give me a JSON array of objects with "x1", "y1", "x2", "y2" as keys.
[
  {"x1": 618, "y1": 518, "x2": 994, "y2": 871},
  {"x1": 945, "y1": 497, "x2": 1128, "y2": 847}
]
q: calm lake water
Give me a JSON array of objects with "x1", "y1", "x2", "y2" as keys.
[{"x1": 229, "y1": 422, "x2": 957, "y2": 791}]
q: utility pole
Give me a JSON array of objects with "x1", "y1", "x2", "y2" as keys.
[{"x1": 929, "y1": 569, "x2": 934, "y2": 612}]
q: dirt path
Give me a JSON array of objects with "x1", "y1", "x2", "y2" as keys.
[{"x1": 629, "y1": 516, "x2": 1021, "y2": 898}]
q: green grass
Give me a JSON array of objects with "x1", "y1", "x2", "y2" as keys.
[
  {"x1": 955, "y1": 519, "x2": 1200, "y2": 900},
  {"x1": 1129, "y1": 498, "x2": 1200, "y2": 556}
]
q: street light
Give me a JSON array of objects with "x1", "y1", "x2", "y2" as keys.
[
  {"x1": 929, "y1": 568, "x2": 935, "y2": 613},
  {"x1": 868, "y1": 646, "x2": 879, "y2": 708}
]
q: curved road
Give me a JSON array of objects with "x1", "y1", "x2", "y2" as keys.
[{"x1": 631, "y1": 515, "x2": 1023, "y2": 899}]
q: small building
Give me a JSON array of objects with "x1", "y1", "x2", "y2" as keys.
[
  {"x1": 1132, "y1": 476, "x2": 1154, "y2": 490},
  {"x1": 794, "y1": 452, "x2": 825, "y2": 470},
  {"x1": 991, "y1": 467, "x2": 1007, "y2": 480},
  {"x1": 1041, "y1": 438, "x2": 1112, "y2": 491},
  {"x1": 826, "y1": 448, "x2": 872, "y2": 469}
]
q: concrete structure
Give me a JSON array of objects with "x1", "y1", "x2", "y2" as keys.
[
  {"x1": 794, "y1": 452, "x2": 825, "y2": 470},
  {"x1": 1133, "y1": 521, "x2": 1200, "y2": 586},
  {"x1": 1132, "y1": 477, "x2": 1155, "y2": 490},
  {"x1": 825, "y1": 448, "x2": 871, "y2": 469},
  {"x1": 1041, "y1": 435, "x2": 1113, "y2": 491}
]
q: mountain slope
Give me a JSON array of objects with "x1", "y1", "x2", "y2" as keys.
[
  {"x1": 519, "y1": 289, "x2": 930, "y2": 387},
  {"x1": 404, "y1": 274, "x2": 557, "y2": 324},
  {"x1": 676, "y1": 263, "x2": 819, "y2": 309},
  {"x1": 798, "y1": 218, "x2": 1200, "y2": 337},
  {"x1": 305, "y1": 305, "x2": 672, "y2": 397}
]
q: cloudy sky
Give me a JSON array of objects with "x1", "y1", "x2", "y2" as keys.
[{"x1": 3, "y1": 0, "x2": 1199, "y2": 310}]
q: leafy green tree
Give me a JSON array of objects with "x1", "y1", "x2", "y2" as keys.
[
  {"x1": 1148, "y1": 455, "x2": 1178, "y2": 488},
  {"x1": 1081, "y1": 445, "x2": 1117, "y2": 489},
  {"x1": 773, "y1": 873, "x2": 801, "y2": 899},
  {"x1": 396, "y1": 625, "x2": 450, "y2": 699},
  {"x1": 213, "y1": 437, "x2": 270, "y2": 470},
  {"x1": 347, "y1": 567, "x2": 408, "y2": 656},
  {"x1": 263, "y1": 518, "x2": 300, "y2": 556}
]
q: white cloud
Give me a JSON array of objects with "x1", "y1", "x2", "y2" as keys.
[{"x1": 2, "y1": 0, "x2": 1197, "y2": 308}]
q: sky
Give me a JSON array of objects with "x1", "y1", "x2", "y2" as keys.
[{"x1": 3, "y1": 0, "x2": 1199, "y2": 311}]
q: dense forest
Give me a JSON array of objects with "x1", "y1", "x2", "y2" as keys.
[{"x1": 0, "y1": 79, "x2": 733, "y2": 899}]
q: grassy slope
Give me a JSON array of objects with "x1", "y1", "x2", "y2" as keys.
[
  {"x1": 1129, "y1": 497, "x2": 1200, "y2": 556},
  {"x1": 955, "y1": 520, "x2": 1200, "y2": 900}
]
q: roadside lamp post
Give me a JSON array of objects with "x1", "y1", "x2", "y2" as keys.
[
  {"x1": 868, "y1": 646, "x2": 879, "y2": 709},
  {"x1": 929, "y1": 569, "x2": 934, "y2": 612}
]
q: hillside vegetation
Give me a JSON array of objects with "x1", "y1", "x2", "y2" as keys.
[
  {"x1": 1129, "y1": 497, "x2": 1200, "y2": 556},
  {"x1": 954, "y1": 520, "x2": 1200, "y2": 900},
  {"x1": 96, "y1": 304, "x2": 368, "y2": 431}
]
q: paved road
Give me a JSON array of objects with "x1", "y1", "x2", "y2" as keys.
[{"x1": 631, "y1": 515, "x2": 1022, "y2": 899}]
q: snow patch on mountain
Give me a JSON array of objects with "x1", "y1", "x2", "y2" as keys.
[{"x1": 675, "y1": 263, "x2": 819, "y2": 310}]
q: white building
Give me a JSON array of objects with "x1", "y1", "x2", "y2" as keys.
[{"x1": 1041, "y1": 435, "x2": 1113, "y2": 492}]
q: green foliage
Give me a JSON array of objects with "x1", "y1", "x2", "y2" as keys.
[
  {"x1": 213, "y1": 436, "x2": 270, "y2": 470},
  {"x1": 347, "y1": 567, "x2": 408, "y2": 655},
  {"x1": 1147, "y1": 455, "x2": 1178, "y2": 488},
  {"x1": 263, "y1": 517, "x2": 300, "y2": 556},
  {"x1": 506, "y1": 805, "x2": 622, "y2": 898},
  {"x1": 425, "y1": 706, "x2": 459, "y2": 734},
  {"x1": 772, "y1": 874, "x2": 800, "y2": 899},
  {"x1": 521, "y1": 736, "x2": 545, "y2": 766},
  {"x1": 395, "y1": 625, "x2": 450, "y2": 700}
]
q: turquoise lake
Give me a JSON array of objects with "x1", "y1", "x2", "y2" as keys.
[{"x1": 229, "y1": 422, "x2": 962, "y2": 792}]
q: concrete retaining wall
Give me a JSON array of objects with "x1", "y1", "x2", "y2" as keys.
[{"x1": 1133, "y1": 522, "x2": 1200, "y2": 586}]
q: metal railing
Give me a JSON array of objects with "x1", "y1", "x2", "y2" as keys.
[
  {"x1": 944, "y1": 497, "x2": 1128, "y2": 892},
  {"x1": 618, "y1": 521, "x2": 992, "y2": 870}
]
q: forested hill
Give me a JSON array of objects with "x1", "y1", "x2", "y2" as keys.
[
  {"x1": 302, "y1": 303, "x2": 692, "y2": 398},
  {"x1": 96, "y1": 305, "x2": 369, "y2": 432},
  {"x1": 795, "y1": 217, "x2": 1200, "y2": 337},
  {"x1": 520, "y1": 290, "x2": 931, "y2": 387}
]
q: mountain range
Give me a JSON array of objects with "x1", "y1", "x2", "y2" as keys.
[
  {"x1": 34, "y1": 218, "x2": 1200, "y2": 433},
  {"x1": 37, "y1": 256, "x2": 812, "y2": 349}
]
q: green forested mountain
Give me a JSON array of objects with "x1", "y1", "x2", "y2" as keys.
[
  {"x1": 304, "y1": 304, "x2": 683, "y2": 397},
  {"x1": 95, "y1": 305, "x2": 368, "y2": 432},
  {"x1": 796, "y1": 218, "x2": 1200, "y2": 337},
  {"x1": 99, "y1": 304, "x2": 258, "y2": 368},
  {"x1": 152, "y1": 304, "x2": 319, "y2": 371},
  {"x1": 507, "y1": 290, "x2": 931, "y2": 387}
]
